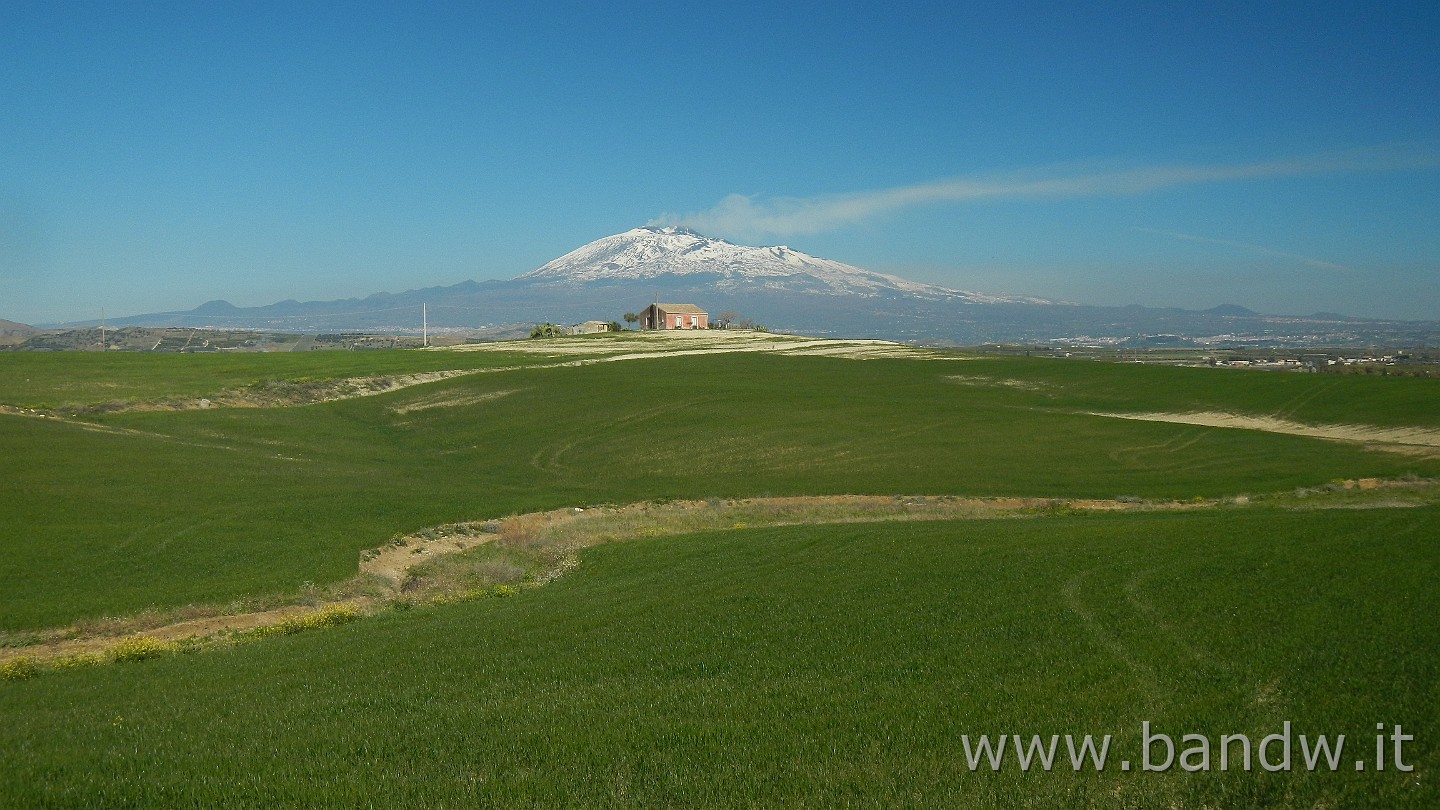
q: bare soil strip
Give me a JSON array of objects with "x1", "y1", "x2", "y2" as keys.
[
  {"x1": 1088, "y1": 411, "x2": 1440, "y2": 455},
  {"x1": 5, "y1": 604, "x2": 338, "y2": 663}
]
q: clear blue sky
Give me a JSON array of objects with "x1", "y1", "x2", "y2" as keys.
[{"x1": 3, "y1": 1, "x2": 1438, "y2": 324}]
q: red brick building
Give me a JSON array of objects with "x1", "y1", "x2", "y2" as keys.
[{"x1": 639, "y1": 303, "x2": 708, "y2": 330}]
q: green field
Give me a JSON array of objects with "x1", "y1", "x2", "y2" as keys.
[
  {"x1": 1, "y1": 335, "x2": 1436, "y2": 806},
  {"x1": 0, "y1": 346, "x2": 580, "y2": 409}
]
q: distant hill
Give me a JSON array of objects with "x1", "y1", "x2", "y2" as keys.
[
  {"x1": 1203, "y1": 304, "x2": 1259, "y2": 317},
  {"x1": 0, "y1": 319, "x2": 47, "y2": 346},
  {"x1": 61, "y1": 227, "x2": 1440, "y2": 347}
]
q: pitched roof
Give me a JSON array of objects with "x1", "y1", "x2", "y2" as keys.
[{"x1": 652, "y1": 303, "x2": 707, "y2": 314}]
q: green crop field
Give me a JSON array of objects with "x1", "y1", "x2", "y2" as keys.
[{"x1": 1, "y1": 334, "x2": 1436, "y2": 806}]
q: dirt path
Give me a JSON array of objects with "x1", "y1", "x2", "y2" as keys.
[
  {"x1": 360, "y1": 533, "x2": 492, "y2": 587},
  {"x1": 4, "y1": 604, "x2": 342, "y2": 662},
  {"x1": 1088, "y1": 411, "x2": 1440, "y2": 456}
]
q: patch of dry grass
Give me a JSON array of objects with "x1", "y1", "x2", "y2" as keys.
[{"x1": 945, "y1": 374, "x2": 1052, "y2": 391}]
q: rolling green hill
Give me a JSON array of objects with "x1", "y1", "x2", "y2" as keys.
[
  {"x1": 4, "y1": 345, "x2": 1436, "y2": 630},
  {"x1": 1, "y1": 334, "x2": 1437, "y2": 806},
  {"x1": 2, "y1": 509, "x2": 1436, "y2": 806}
]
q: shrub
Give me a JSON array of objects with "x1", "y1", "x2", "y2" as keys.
[
  {"x1": 1, "y1": 657, "x2": 38, "y2": 681},
  {"x1": 52, "y1": 653, "x2": 103, "y2": 670},
  {"x1": 109, "y1": 636, "x2": 172, "y2": 663},
  {"x1": 478, "y1": 559, "x2": 526, "y2": 585},
  {"x1": 244, "y1": 604, "x2": 364, "y2": 639},
  {"x1": 276, "y1": 604, "x2": 362, "y2": 634}
]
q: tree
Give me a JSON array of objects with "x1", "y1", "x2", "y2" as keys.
[
  {"x1": 529, "y1": 323, "x2": 565, "y2": 339},
  {"x1": 623, "y1": 312, "x2": 639, "y2": 329},
  {"x1": 716, "y1": 310, "x2": 740, "y2": 329}
]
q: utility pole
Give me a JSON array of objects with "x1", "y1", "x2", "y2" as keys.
[
  {"x1": 99, "y1": 307, "x2": 106, "y2": 351},
  {"x1": 422, "y1": 303, "x2": 428, "y2": 348}
]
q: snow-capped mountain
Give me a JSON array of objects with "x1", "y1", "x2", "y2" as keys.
[
  {"x1": 517, "y1": 226, "x2": 1047, "y2": 304},
  {"x1": 88, "y1": 225, "x2": 1438, "y2": 346}
]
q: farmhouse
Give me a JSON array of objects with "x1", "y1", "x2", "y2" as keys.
[
  {"x1": 639, "y1": 303, "x2": 708, "y2": 330},
  {"x1": 567, "y1": 320, "x2": 613, "y2": 335}
]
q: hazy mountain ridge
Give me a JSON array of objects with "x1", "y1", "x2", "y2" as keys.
[{"x1": 40, "y1": 227, "x2": 1440, "y2": 346}]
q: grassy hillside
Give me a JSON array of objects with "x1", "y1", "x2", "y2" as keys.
[
  {"x1": 3, "y1": 337, "x2": 1437, "y2": 806},
  {"x1": 2, "y1": 507, "x2": 1435, "y2": 806},
  {"x1": 4, "y1": 349, "x2": 1436, "y2": 630},
  {"x1": 948, "y1": 358, "x2": 1440, "y2": 428},
  {"x1": 0, "y1": 347, "x2": 576, "y2": 409}
]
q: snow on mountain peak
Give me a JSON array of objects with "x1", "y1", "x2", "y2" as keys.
[{"x1": 517, "y1": 226, "x2": 1042, "y2": 303}]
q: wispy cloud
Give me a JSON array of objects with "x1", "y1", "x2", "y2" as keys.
[
  {"x1": 1133, "y1": 227, "x2": 1354, "y2": 273},
  {"x1": 652, "y1": 145, "x2": 1440, "y2": 241}
]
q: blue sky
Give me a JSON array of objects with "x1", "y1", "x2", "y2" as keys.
[{"x1": 3, "y1": 1, "x2": 1438, "y2": 324}]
